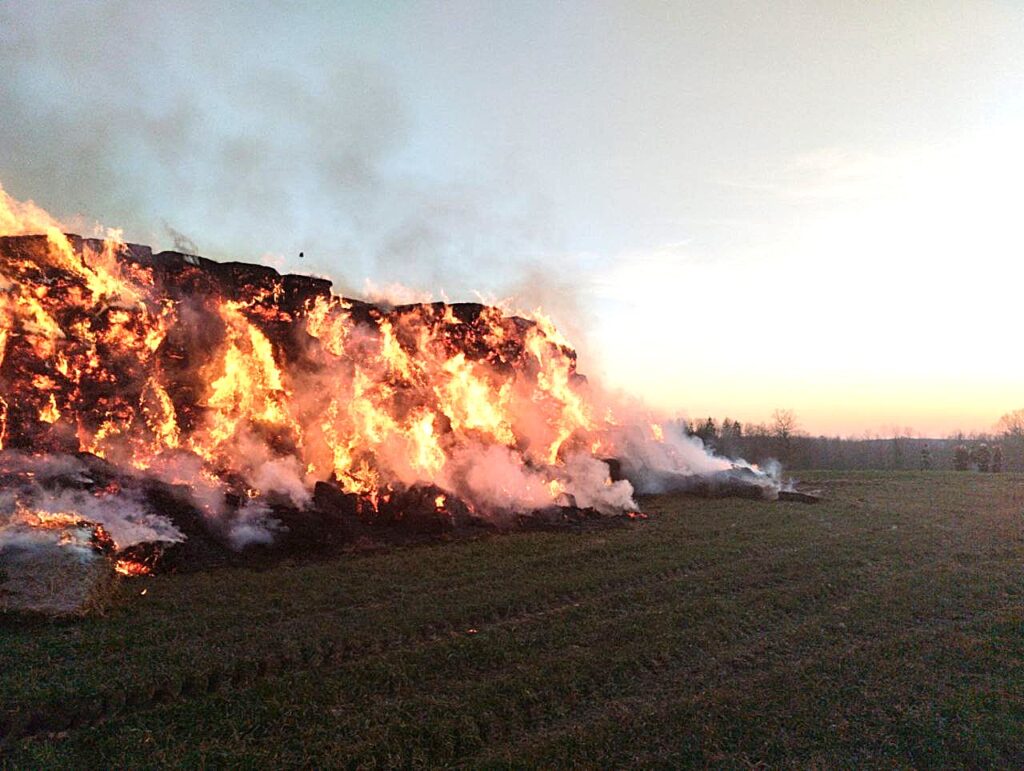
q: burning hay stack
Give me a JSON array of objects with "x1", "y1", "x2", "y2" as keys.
[{"x1": 0, "y1": 225, "x2": 786, "y2": 611}]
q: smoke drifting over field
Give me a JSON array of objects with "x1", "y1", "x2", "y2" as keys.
[{"x1": 0, "y1": 184, "x2": 781, "y2": 603}]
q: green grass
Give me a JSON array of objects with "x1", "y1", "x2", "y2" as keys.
[{"x1": 2, "y1": 471, "x2": 1023, "y2": 767}]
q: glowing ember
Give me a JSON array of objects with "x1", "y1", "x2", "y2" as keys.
[
  {"x1": 27, "y1": 510, "x2": 85, "y2": 529},
  {"x1": 114, "y1": 559, "x2": 151, "y2": 577}
]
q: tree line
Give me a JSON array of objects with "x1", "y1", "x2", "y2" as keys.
[{"x1": 679, "y1": 408, "x2": 1024, "y2": 472}]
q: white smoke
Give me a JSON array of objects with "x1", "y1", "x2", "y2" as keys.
[
  {"x1": 0, "y1": 452, "x2": 184, "y2": 550},
  {"x1": 361, "y1": 279, "x2": 435, "y2": 308},
  {"x1": 605, "y1": 420, "x2": 780, "y2": 497},
  {"x1": 447, "y1": 444, "x2": 554, "y2": 516},
  {"x1": 559, "y1": 452, "x2": 637, "y2": 515},
  {"x1": 0, "y1": 487, "x2": 183, "y2": 549},
  {"x1": 0, "y1": 520, "x2": 100, "y2": 563},
  {"x1": 225, "y1": 500, "x2": 281, "y2": 550},
  {"x1": 248, "y1": 456, "x2": 312, "y2": 509},
  {"x1": 0, "y1": 449, "x2": 93, "y2": 483}
]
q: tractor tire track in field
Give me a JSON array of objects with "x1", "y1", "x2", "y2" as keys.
[
  {"x1": 4, "y1": 532, "x2": 925, "y2": 749},
  {"x1": 1, "y1": 559, "x2": 707, "y2": 744},
  {"x1": 456, "y1": 597, "x2": 1020, "y2": 767}
]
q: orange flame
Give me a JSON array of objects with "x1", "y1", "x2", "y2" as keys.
[
  {"x1": 1, "y1": 182, "x2": 638, "y2": 524},
  {"x1": 114, "y1": 558, "x2": 151, "y2": 577}
]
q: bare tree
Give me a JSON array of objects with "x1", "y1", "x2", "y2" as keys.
[
  {"x1": 996, "y1": 409, "x2": 1024, "y2": 438},
  {"x1": 770, "y1": 409, "x2": 798, "y2": 440},
  {"x1": 770, "y1": 409, "x2": 798, "y2": 462},
  {"x1": 996, "y1": 409, "x2": 1024, "y2": 471}
]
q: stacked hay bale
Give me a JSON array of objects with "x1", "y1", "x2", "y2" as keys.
[{"x1": 0, "y1": 518, "x2": 118, "y2": 616}]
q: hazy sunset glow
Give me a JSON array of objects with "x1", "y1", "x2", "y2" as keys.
[
  {"x1": 591, "y1": 124, "x2": 1024, "y2": 436},
  {"x1": 2, "y1": 1, "x2": 1021, "y2": 437}
]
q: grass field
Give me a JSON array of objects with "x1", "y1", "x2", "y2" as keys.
[{"x1": 2, "y1": 471, "x2": 1023, "y2": 767}]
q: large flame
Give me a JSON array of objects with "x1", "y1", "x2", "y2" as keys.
[{"x1": 0, "y1": 183, "x2": 640, "y2": 532}]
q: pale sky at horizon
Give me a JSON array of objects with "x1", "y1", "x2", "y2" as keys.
[{"x1": 1, "y1": 1, "x2": 1022, "y2": 437}]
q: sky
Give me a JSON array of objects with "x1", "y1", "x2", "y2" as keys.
[{"x1": 1, "y1": 1, "x2": 1022, "y2": 437}]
